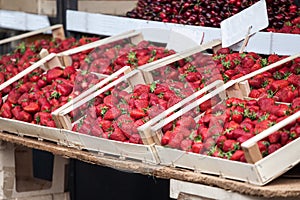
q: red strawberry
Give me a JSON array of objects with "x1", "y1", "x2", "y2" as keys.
[
  {"x1": 90, "y1": 125, "x2": 104, "y2": 137},
  {"x1": 56, "y1": 83, "x2": 73, "y2": 96},
  {"x1": 161, "y1": 131, "x2": 171, "y2": 145},
  {"x1": 191, "y1": 142, "x2": 204, "y2": 154},
  {"x1": 230, "y1": 150, "x2": 244, "y2": 161},
  {"x1": 222, "y1": 139, "x2": 239, "y2": 152},
  {"x1": 268, "y1": 143, "x2": 281, "y2": 154},
  {"x1": 109, "y1": 127, "x2": 127, "y2": 142},
  {"x1": 175, "y1": 116, "x2": 196, "y2": 129},
  {"x1": 46, "y1": 67, "x2": 64, "y2": 83},
  {"x1": 19, "y1": 111, "x2": 32, "y2": 122},
  {"x1": 23, "y1": 102, "x2": 40, "y2": 113},
  {"x1": 103, "y1": 107, "x2": 121, "y2": 120},
  {"x1": 180, "y1": 139, "x2": 193, "y2": 151},
  {"x1": 268, "y1": 131, "x2": 281, "y2": 144},
  {"x1": 97, "y1": 118, "x2": 112, "y2": 132},
  {"x1": 134, "y1": 99, "x2": 149, "y2": 110},
  {"x1": 133, "y1": 84, "x2": 150, "y2": 95},
  {"x1": 11, "y1": 105, "x2": 22, "y2": 120},
  {"x1": 280, "y1": 131, "x2": 290, "y2": 146},
  {"x1": 130, "y1": 109, "x2": 146, "y2": 119},
  {"x1": 63, "y1": 66, "x2": 77, "y2": 78},
  {"x1": 7, "y1": 90, "x2": 21, "y2": 104},
  {"x1": 129, "y1": 134, "x2": 142, "y2": 144}
]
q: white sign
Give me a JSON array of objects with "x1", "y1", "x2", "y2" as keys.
[{"x1": 220, "y1": 0, "x2": 269, "y2": 47}]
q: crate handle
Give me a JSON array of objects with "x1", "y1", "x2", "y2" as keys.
[{"x1": 241, "y1": 110, "x2": 300, "y2": 163}]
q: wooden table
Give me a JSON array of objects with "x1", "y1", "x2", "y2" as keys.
[{"x1": 0, "y1": 131, "x2": 299, "y2": 199}]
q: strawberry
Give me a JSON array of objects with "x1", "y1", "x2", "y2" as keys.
[
  {"x1": 19, "y1": 111, "x2": 32, "y2": 122},
  {"x1": 191, "y1": 141, "x2": 204, "y2": 154},
  {"x1": 103, "y1": 107, "x2": 121, "y2": 120},
  {"x1": 63, "y1": 66, "x2": 77, "y2": 78},
  {"x1": 56, "y1": 83, "x2": 73, "y2": 96},
  {"x1": 134, "y1": 99, "x2": 149, "y2": 110},
  {"x1": 7, "y1": 90, "x2": 21, "y2": 104},
  {"x1": 180, "y1": 139, "x2": 193, "y2": 151},
  {"x1": 161, "y1": 131, "x2": 171, "y2": 145},
  {"x1": 268, "y1": 143, "x2": 282, "y2": 154},
  {"x1": 23, "y1": 102, "x2": 40, "y2": 113},
  {"x1": 133, "y1": 84, "x2": 150, "y2": 95},
  {"x1": 109, "y1": 127, "x2": 127, "y2": 142},
  {"x1": 280, "y1": 131, "x2": 290, "y2": 146},
  {"x1": 129, "y1": 134, "x2": 142, "y2": 144},
  {"x1": 222, "y1": 139, "x2": 239, "y2": 152},
  {"x1": 274, "y1": 104, "x2": 291, "y2": 117},
  {"x1": 90, "y1": 125, "x2": 104, "y2": 137},
  {"x1": 46, "y1": 67, "x2": 64, "y2": 83},
  {"x1": 230, "y1": 150, "x2": 244, "y2": 161},
  {"x1": 168, "y1": 132, "x2": 184, "y2": 149},
  {"x1": 268, "y1": 131, "x2": 281, "y2": 144},
  {"x1": 130, "y1": 109, "x2": 146, "y2": 119},
  {"x1": 270, "y1": 80, "x2": 290, "y2": 92},
  {"x1": 175, "y1": 116, "x2": 196, "y2": 129},
  {"x1": 11, "y1": 105, "x2": 22, "y2": 120}
]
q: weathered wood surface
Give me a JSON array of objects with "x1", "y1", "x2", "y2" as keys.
[{"x1": 0, "y1": 131, "x2": 299, "y2": 198}]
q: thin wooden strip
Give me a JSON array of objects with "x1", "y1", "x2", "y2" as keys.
[{"x1": 0, "y1": 24, "x2": 63, "y2": 45}]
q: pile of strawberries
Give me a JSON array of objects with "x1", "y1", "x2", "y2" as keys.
[
  {"x1": 161, "y1": 97, "x2": 300, "y2": 162},
  {"x1": 212, "y1": 48, "x2": 300, "y2": 103},
  {"x1": 0, "y1": 65, "x2": 101, "y2": 127},
  {"x1": 0, "y1": 37, "x2": 99, "y2": 96},
  {"x1": 72, "y1": 40, "x2": 176, "y2": 75}
]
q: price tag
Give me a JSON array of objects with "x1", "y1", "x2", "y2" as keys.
[{"x1": 220, "y1": 0, "x2": 269, "y2": 48}]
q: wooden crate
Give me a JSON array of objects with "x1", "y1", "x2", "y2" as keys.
[
  {"x1": 53, "y1": 39, "x2": 222, "y2": 163},
  {"x1": 0, "y1": 142, "x2": 68, "y2": 199},
  {"x1": 150, "y1": 54, "x2": 300, "y2": 185},
  {"x1": 0, "y1": 0, "x2": 137, "y2": 17}
]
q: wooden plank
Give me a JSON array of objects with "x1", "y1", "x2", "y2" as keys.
[
  {"x1": 1, "y1": 131, "x2": 300, "y2": 198},
  {"x1": 0, "y1": 24, "x2": 63, "y2": 45}
]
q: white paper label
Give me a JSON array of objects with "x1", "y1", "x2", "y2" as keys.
[{"x1": 220, "y1": 0, "x2": 269, "y2": 47}]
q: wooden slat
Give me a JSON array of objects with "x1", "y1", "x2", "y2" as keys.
[{"x1": 0, "y1": 24, "x2": 64, "y2": 45}]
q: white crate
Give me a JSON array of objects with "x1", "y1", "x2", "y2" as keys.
[
  {"x1": 0, "y1": 141, "x2": 69, "y2": 199},
  {"x1": 150, "y1": 54, "x2": 300, "y2": 185},
  {"x1": 66, "y1": 10, "x2": 300, "y2": 56}
]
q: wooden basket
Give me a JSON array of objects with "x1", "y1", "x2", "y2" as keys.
[{"x1": 151, "y1": 53, "x2": 300, "y2": 185}]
